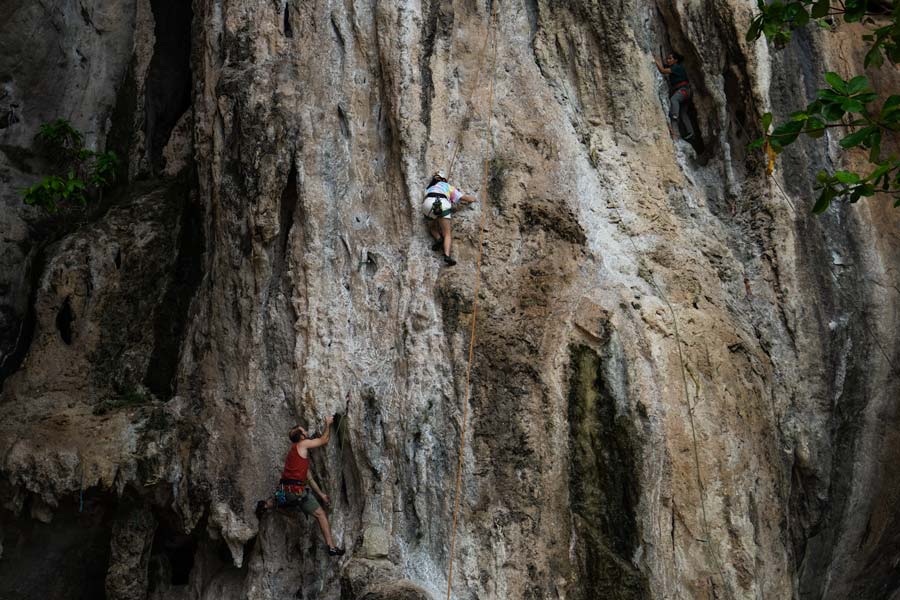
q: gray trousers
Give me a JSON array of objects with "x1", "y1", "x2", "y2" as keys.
[{"x1": 669, "y1": 87, "x2": 695, "y2": 139}]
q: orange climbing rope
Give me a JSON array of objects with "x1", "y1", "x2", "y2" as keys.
[{"x1": 445, "y1": 5, "x2": 500, "y2": 600}]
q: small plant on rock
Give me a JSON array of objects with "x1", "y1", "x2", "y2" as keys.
[{"x1": 22, "y1": 118, "x2": 119, "y2": 213}]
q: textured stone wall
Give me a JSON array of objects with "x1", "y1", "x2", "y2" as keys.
[{"x1": 1, "y1": 1, "x2": 899, "y2": 599}]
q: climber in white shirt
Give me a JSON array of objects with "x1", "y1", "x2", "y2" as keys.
[{"x1": 421, "y1": 170, "x2": 477, "y2": 267}]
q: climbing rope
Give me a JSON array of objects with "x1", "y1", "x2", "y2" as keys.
[
  {"x1": 444, "y1": 5, "x2": 499, "y2": 179},
  {"x1": 605, "y1": 193, "x2": 731, "y2": 597},
  {"x1": 445, "y1": 5, "x2": 500, "y2": 600}
]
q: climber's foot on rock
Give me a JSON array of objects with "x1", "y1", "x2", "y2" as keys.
[
  {"x1": 443, "y1": 255, "x2": 456, "y2": 267},
  {"x1": 328, "y1": 546, "x2": 345, "y2": 557},
  {"x1": 431, "y1": 237, "x2": 444, "y2": 251}
]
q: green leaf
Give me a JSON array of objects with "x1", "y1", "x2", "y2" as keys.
[
  {"x1": 747, "y1": 17, "x2": 763, "y2": 42},
  {"x1": 811, "y1": 0, "x2": 830, "y2": 18},
  {"x1": 868, "y1": 160, "x2": 893, "y2": 182},
  {"x1": 834, "y1": 170, "x2": 861, "y2": 184},
  {"x1": 805, "y1": 117, "x2": 826, "y2": 138},
  {"x1": 823, "y1": 103, "x2": 846, "y2": 121},
  {"x1": 881, "y1": 95, "x2": 900, "y2": 119},
  {"x1": 845, "y1": 1, "x2": 866, "y2": 22},
  {"x1": 762, "y1": 112, "x2": 773, "y2": 130},
  {"x1": 812, "y1": 187, "x2": 836, "y2": 213},
  {"x1": 839, "y1": 126, "x2": 875, "y2": 149},
  {"x1": 888, "y1": 43, "x2": 900, "y2": 64},
  {"x1": 846, "y1": 75, "x2": 869, "y2": 95},
  {"x1": 785, "y1": 3, "x2": 810, "y2": 27},
  {"x1": 841, "y1": 99, "x2": 865, "y2": 113},
  {"x1": 865, "y1": 45, "x2": 885, "y2": 68},
  {"x1": 868, "y1": 129, "x2": 883, "y2": 162},
  {"x1": 817, "y1": 88, "x2": 844, "y2": 102},
  {"x1": 825, "y1": 71, "x2": 847, "y2": 93},
  {"x1": 771, "y1": 120, "x2": 804, "y2": 146},
  {"x1": 748, "y1": 137, "x2": 767, "y2": 150},
  {"x1": 791, "y1": 111, "x2": 810, "y2": 121}
]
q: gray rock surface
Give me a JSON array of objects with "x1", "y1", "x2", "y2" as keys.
[{"x1": 1, "y1": 1, "x2": 899, "y2": 600}]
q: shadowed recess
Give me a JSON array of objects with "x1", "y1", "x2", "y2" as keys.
[
  {"x1": 145, "y1": 0, "x2": 193, "y2": 171},
  {"x1": 568, "y1": 344, "x2": 648, "y2": 599}
]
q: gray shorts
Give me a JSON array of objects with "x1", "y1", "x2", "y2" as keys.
[{"x1": 279, "y1": 489, "x2": 321, "y2": 515}]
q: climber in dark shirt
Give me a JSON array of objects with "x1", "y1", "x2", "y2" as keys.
[{"x1": 654, "y1": 52, "x2": 695, "y2": 141}]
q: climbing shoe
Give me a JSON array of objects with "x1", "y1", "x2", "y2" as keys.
[
  {"x1": 431, "y1": 237, "x2": 444, "y2": 251},
  {"x1": 443, "y1": 255, "x2": 457, "y2": 267},
  {"x1": 328, "y1": 547, "x2": 345, "y2": 557},
  {"x1": 255, "y1": 500, "x2": 268, "y2": 518}
]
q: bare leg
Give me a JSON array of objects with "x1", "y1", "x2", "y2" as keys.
[
  {"x1": 439, "y1": 218, "x2": 452, "y2": 257},
  {"x1": 428, "y1": 219, "x2": 442, "y2": 241},
  {"x1": 313, "y1": 507, "x2": 335, "y2": 548}
]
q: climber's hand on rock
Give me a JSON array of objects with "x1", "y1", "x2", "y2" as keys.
[
  {"x1": 321, "y1": 493, "x2": 331, "y2": 506},
  {"x1": 326, "y1": 415, "x2": 334, "y2": 426}
]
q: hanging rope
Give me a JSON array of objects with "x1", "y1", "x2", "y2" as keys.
[
  {"x1": 445, "y1": 5, "x2": 500, "y2": 600},
  {"x1": 604, "y1": 193, "x2": 732, "y2": 597},
  {"x1": 444, "y1": 5, "x2": 499, "y2": 179}
]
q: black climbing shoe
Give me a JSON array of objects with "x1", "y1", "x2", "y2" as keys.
[
  {"x1": 443, "y1": 255, "x2": 457, "y2": 267},
  {"x1": 431, "y1": 238, "x2": 444, "y2": 251},
  {"x1": 255, "y1": 500, "x2": 267, "y2": 518},
  {"x1": 328, "y1": 547, "x2": 345, "y2": 557}
]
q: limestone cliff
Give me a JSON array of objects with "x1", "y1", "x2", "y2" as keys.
[{"x1": 1, "y1": 1, "x2": 899, "y2": 599}]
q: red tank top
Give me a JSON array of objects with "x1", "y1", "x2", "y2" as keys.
[{"x1": 281, "y1": 444, "x2": 309, "y2": 482}]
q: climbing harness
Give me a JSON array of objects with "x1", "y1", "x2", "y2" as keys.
[
  {"x1": 445, "y1": 4, "x2": 500, "y2": 600},
  {"x1": 279, "y1": 477, "x2": 306, "y2": 489},
  {"x1": 427, "y1": 191, "x2": 452, "y2": 218}
]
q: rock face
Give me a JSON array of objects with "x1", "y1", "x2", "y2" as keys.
[{"x1": 1, "y1": 1, "x2": 899, "y2": 599}]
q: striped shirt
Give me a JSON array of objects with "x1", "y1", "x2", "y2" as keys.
[{"x1": 425, "y1": 181, "x2": 464, "y2": 205}]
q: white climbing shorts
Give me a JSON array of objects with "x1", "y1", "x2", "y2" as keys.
[{"x1": 422, "y1": 196, "x2": 452, "y2": 220}]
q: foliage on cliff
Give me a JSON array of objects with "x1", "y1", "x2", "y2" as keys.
[
  {"x1": 748, "y1": 0, "x2": 900, "y2": 211},
  {"x1": 22, "y1": 119, "x2": 118, "y2": 213}
]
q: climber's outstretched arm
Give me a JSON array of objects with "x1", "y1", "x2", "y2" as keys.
[
  {"x1": 299, "y1": 416, "x2": 333, "y2": 449},
  {"x1": 654, "y1": 58, "x2": 672, "y2": 74}
]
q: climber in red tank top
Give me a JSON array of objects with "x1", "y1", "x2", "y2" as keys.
[
  {"x1": 280, "y1": 442, "x2": 309, "y2": 492},
  {"x1": 256, "y1": 415, "x2": 345, "y2": 557}
]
